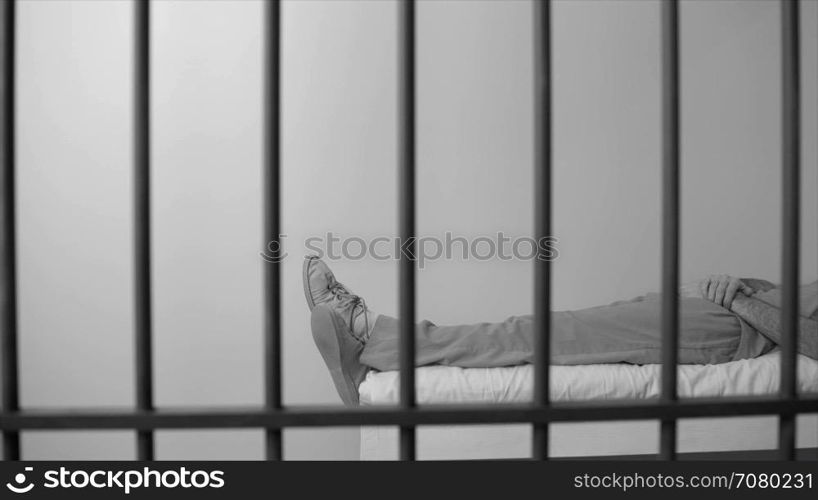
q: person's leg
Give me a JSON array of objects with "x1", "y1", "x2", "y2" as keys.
[
  {"x1": 360, "y1": 314, "x2": 536, "y2": 371},
  {"x1": 360, "y1": 293, "x2": 769, "y2": 371},
  {"x1": 551, "y1": 293, "x2": 770, "y2": 365}
]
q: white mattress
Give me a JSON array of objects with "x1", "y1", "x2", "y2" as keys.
[
  {"x1": 360, "y1": 351, "x2": 818, "y2": 404},
  {"x1": 359, "y1": 351, "x2": 818, "y2": 459}
]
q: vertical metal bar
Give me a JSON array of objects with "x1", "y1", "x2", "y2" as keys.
[
  {"x1": 532, "y1": 0, "x2": 551, "y2": 462},
  {"x1": 133, "y1": 0, "x2": 154, "y2": 461},
  {"x1": 0, "y1": 0, "x2": 19, "y2": 462},
  {"x1": 659, "y1": 0, "x2": 680, "y2": 461},
  {"x1": 263, "y1": 0, "x2": 283, "y2": 461},
  {"x1": 779, "y1": 0, "x2": 800, "y2": 461},
  {"x1": 398, "y1": 0, "x2": 416, "y2": 461}
]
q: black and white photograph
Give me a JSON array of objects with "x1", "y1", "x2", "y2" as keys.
[{"x1": 0, "y1": 0, "x2": 817, "y2": 493}]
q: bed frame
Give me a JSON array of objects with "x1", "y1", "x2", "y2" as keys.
[{"x1": 1, "y1": 0, "x2": 816, "y2": 461}]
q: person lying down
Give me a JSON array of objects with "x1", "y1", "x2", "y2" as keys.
[{"x1": 302, "y1": 256, "x2": 818, "y2": 406}]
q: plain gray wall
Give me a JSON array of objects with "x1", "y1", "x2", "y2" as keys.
[{"x1": 6, "y1": 0, "x2": 817, "y2": 459}]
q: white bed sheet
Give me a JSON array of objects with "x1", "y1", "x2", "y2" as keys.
[
  {"x1": 359, "y1": 351, "x2": 818, "y2": 460},
  {"x1": 360, "y1": 351, "x2": 818, "y2": 405}
]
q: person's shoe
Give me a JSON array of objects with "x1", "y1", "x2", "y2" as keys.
[
  {"x1": 302, "y1": 255, "x2": 373, "y2": 342},
  {"x1": 311, "y1": 304, "x2": 369, "y2": 406},
  {"x1": 302, "y1": 255, "x2": 341, "y2": 311}
]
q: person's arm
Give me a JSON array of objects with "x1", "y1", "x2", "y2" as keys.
[
  {"x1": 739, "y1": 278, "x2": 776, "y2": 293},
  {"x1": 730, "y1": 294, "x2": 818, "y2": 360}
]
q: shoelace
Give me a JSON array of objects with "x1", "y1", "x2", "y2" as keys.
[{"x1": 330, "y1": 284, "x2": 370, "y2": 343}]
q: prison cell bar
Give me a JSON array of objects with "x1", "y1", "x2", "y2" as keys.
[
  {"x1": 133, "y1": 0, "x2": 154, "y2": 461},
  {"x1": 0, "y1": 0, "x2": 19, "y2": 462},
  {"x1": 532, "y1": 0, "x2": 552, "y2": 462},
  {"x1": 398, "y1": 0, "x2": 417, "y2": 462},
  {"x1": 263, "y1": 0, "x2": 283, "y2": 461},
  {"x1": 1, "y1": 397, "x2": 816, "y2": 430},
  {"x1": 660, "y1": 0, "x2": 680, "y2": 461},
  {"x1": 779, "y1": 0, "x2": 800, "y2": 461}
]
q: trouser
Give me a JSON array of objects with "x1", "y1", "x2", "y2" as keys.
[{"x1": 359, "y1": 294, "x2": 776, "y2": 371}]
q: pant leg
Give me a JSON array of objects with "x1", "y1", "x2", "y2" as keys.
[
  {"x1": 360, "y1": 314, "x2": 536, "y2": 371},
  {"x1": 551, "y1": 293, "x2": 770, "y2": 365},
  {"x1": 359, "y1": 294, "x2": 771, "y2": 371}
]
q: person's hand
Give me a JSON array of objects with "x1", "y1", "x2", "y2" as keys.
[{"x1": 699, "y1": 274, "x2": 755, "y2": 309}]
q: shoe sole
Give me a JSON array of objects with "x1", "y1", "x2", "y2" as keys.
[
  {"x1": 310, "y1": 304, "x2": 365, "y2": 406},
  {"x1": 302, "y1": 255, "x2": 318, "y2": 311}
]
